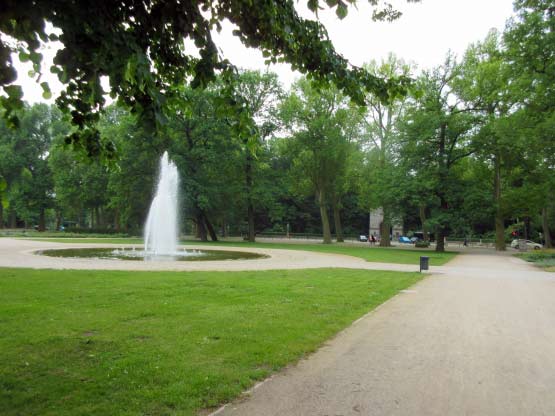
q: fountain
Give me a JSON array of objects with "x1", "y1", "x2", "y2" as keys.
[
  {"x1": 144, "y1": 151, "x2": 179, "y2": 255},
  {"x1": 34, "y1": 151, "x2": 267, "y2": 262}
]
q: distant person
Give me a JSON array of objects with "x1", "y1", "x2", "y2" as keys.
[
  {"x1": 463, "y1": 237, "x2": 468, "y2": 247},
  {"x1": 370, "y1": 235, "x2": 376, "y2": 245}
]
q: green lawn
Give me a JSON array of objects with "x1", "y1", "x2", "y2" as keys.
[
  {"x1": 517, "y1": 249, "x2": 555, "y2": 272},
  {"x1": 0, "y1": 267, "x2": 421, "y2": 415},
  {"x1": 27, "y1": 238, "x2": 457, "y2": 266}
]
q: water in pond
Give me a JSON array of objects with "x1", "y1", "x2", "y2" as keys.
[{"x1": 36, "y1": 248, "x2": 267, "y2": 262}]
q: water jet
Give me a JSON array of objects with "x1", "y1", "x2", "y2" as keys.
[{"x1": 144, "y1": 151, "x2": 179, "y2": 255}]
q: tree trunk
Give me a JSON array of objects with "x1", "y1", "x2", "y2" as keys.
[
  {"x1": 247, "y1": 203, "x2": 255, "y2": 242},
  {"x1": 332, "y1": 201, "x2": 344, "y2": 242},
  {"x1": 99, "y1": 207, "x2": 105, "y2": 228},
  {"x1": 0, "y1": 203, "x2": 3, "y2": 229},
  {"x1": 204, "y1": 214, "x2": 218, "y2": 242},
  {"x1": 245, "y1": 151, "x2": 256, "y2": 242},
  {"x1": 379, "y1": 207, "x2": 391, "y2": 247},
  {"x1": 196, "y1": 214, "x2": 208, "y2": 242},
  {"x1": 542, "y1": 207, "x2": 552, "y2": 248},
  {"x1": 493, "y1": 153, "x2": 506, "y2": 251},
  {"x1": 9, "y1": 210, "x2": 16, "y2": 228},
  {"x1": 495, "y1": 213, "x2": 505, "y2": 251},
  {"x1": 419, "y1": 204, "x2": 428, "y2": 241},
  {"x1": 114, "y1": 208, "x2": 120, "y2": 232},
  {"x1": 379, "y1": 220, "x2": 391, "y2": 247},
  {"x1": 435, "y1": 123, "x2": 448, "y2": 253},
  {"x1": 221, "y1": 219, "x2": 227, "y2": 237},
  {"x1": 435, "y1": 191, "x2": 449, "y2": 253},
  {"x1": 318, "y1": 191, "x2": 332, "y2": 244},
  {"x1": 38, "y1": 208, "x2": 46, "y2": 232},
  {"x1": 524, "y1": 216, "x2": 530, "y2": 240},
  {"x1": 435, "y1": 227, "x2": 446, "y2": 252},
  {"x1": 55, "y1": 211, "x2": 62, "y2": 231}
]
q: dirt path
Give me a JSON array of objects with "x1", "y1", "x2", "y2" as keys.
[{"x1": 213, "y1": 253, "x2": 555, "y2": 416}]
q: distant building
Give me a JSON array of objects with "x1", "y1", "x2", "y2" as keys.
[{"x1": 368, "y1": 208, "x2": 403, "y2": 239}]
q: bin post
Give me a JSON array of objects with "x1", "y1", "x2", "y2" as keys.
[{"x1": 420, "y1": 256, "x2": 429, "y2": 272}]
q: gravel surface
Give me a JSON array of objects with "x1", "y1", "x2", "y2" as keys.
[
  {"x1": 0, "y1": 238, "x2": 420, "y2": 272},
  {"x1": 213, "y1": 253, "x2": 555, "y2": 416}
]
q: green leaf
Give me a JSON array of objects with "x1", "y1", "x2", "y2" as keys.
[
  {"x1": 124, "y1": 58, "x2": 137, "y2": 83},
  {"x1": 21, "y1": 167, "x2": 33, "y2": 180},
  {"x1": 18, "y1": 52, "x2": 31, "y2": 62},
  {"x1": 5, "y1": 85, "x2": 23, "y2": 100},
  {"x1": 40, "y1": 82, "x2": 52, "y2": 99},
  {"x1": 1, "y1": 193, "x2": 9, "y2": 210},
  {"x1": 308, "y1": 0, "x2": 319, "y2": 12},
  {"x1": 336, "y1": 3, "x2": 348, "y2": 19}
]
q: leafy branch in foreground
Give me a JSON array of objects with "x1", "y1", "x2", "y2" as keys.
[{"x1": 0, "y1": 0, "x2": 418, "y2": 156}]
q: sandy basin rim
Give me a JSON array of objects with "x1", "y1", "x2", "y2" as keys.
[{"x1": 0, "y1": 238, "x2": 420, "y2": 273}]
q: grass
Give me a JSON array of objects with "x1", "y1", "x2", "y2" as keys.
[
  {"x1": 1, "y1": 230, "x2": 131, "y2": 238},
  {"x1": 0, "y1": 267, "x2": 421, "y2": 415},
  {"x1": 25, "y1": 238, "x2": 457, "y2": 266},
  {"x1": 517, "y1": 249, "x2": 555, "y2": 272}
]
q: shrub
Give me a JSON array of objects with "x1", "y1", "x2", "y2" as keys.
[{"x1": 415, "y1": 240, "x2": 430, "y2": 248}]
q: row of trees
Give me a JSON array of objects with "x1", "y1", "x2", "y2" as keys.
[{"x1": 0, "y1": 1, "x2": 553, "y2": 251}]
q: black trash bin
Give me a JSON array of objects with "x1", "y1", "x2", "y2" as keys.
[{"x1": 420, "y1": 256, "x2": 429, "y2": 272}]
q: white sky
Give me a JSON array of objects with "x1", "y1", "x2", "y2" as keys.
[{"x1": 15, "y1": 0, "x2": 516, "y2": 103}]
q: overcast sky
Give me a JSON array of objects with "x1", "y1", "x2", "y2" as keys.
[{"x1": 15, "y1": 0, "x2": 516, "y2": 103}]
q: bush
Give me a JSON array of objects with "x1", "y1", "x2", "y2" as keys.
[{"x1": 415, "y1": 240, "x2": 430, "y2": 248}]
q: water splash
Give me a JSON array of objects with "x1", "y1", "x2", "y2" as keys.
[{"x1": 144, "y1": 152, "x2": 180, "y2": 255}]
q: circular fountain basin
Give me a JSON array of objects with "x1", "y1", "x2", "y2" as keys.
[{"x1": 35, "y1": 248, "x2": 268, "y2": 262}]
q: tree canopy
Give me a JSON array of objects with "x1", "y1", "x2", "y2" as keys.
[{"x1": 0, "y1": 0, "x2": 417, "y2": 155}]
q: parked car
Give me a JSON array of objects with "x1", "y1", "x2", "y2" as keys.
[
  {"x1": 398, "y1": 236, "x2": 412, "y2": 244},
  {"x1": 359, "y1": 235, "x2": 368, "y2": 242},
  {"x1": 511, "y1": 239, "x2": 543, "y2": 250}
]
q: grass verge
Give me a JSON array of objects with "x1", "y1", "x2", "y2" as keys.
[
  {"x1": 1, "y1": 231, "x2": 131, "y2": 238},
  {"x1": 517, "y1": 249, "x2": 555, "y2": 272},
  {"x1": 26, "y1": 238, "x2": 456, "y2": 266},
  {"x1": 0, "y1": 267, "x2": 421, "y2": 415}
]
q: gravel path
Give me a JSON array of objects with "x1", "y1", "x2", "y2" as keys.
[
  {"x1": 0, "y1": 238, "x2": 420, "y2": 272},
  {"x1": 213, "y1": 253, "x2": 555, "y2": 416}
]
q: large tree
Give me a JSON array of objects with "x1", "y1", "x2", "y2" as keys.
[
  {"x1": 165, "y1": 84, "x2": 242, "y2": 241},
  {"x1": 0, "y1": 103, "x2": 65, "y2": 230},
  {"x1": 226, "y1": 70, "x2": 283, "y2": 242},
  {"x1": 453, "y1": 31, "x2": 515, "y2": 250},
  {"x1": 281, "y1": 78, "x2": 362, "y2": 243},
  {"x1": 503, "y1": 0, "x2": 555, "y2": 247},
  {"x1": 360, "y1": 54, "x2": 412, "y2": 246},
  {"x1": 399, "y1": 58, "x2": 478, "y2": 252}
]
